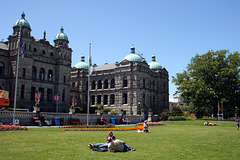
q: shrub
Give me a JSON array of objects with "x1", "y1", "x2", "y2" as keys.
[
  {"x1": 202, "y1": 116, "x2": 217, "y2": 121},
  {"x1": 110, "y1": 110, "x2": 117, "y2": 115},
  {"x1": 186, "y1": 116, "x2": 197, "y2": 120},
  {"x1": 97, "y1": 104, "x2": 104, "y2": 110},
  {"x1": 102, "y1": 108, "x2": 111, "y2": 114},
  {"x1": 171, "y1": 107, "x2": 183, "y2": 116},
  {"x1": 160, "y1": 109, "x2": 170, "y2": 121},
  {"x1": 168, "y1": 116, "x2": 186, "y2": 121}
]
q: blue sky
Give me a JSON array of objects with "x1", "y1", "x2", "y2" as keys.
[{"x1": 1, "y1": 0, "x2": 240, "y2": 100}]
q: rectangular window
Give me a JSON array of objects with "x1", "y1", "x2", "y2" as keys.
[
  {"x1": 31, "y1": 87, "x2": 36, "y2": 100},
  {"x1": 22, "y1": 68, "x2": 26, "y2": 78},
  {"x1": 97, "y1": 95, "x2": 101, "y2": 104},
  {"x1": 104, "y1": 95, "x2": 108, "y2": 105},
  {"x1": 123, "y1": 93, "x2": 127, "y2": 104},
  {"x1": 110, "y1": 94, "x2": 115, "y2": 105},
  {"x1": 21, "y1": 84, "x2": 25, "y2": 98},
  {"x1": 39, "y1": 88, "x2": 44, "y2": 101},
  {"x1": 91, "y1": 95, "x2": 95, "y2": 105},
  {"x1": 47, "y1": 89, "x2": 52, "y2": 101}
]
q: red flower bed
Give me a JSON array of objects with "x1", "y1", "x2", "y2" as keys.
[{"x1": 0, "y1": 125, "x2": 28, "y2": 131}]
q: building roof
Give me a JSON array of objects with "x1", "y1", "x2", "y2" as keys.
[
  {"x1": 0, "y1": 43, "x2": 8, "y2": 50},
  {"x1": 13, "y1": 12, "x2": 31, "y2": 28},
  {"x1": 54, "y1": 27, "x2": 68, "y2": 41},
  {"x1": 94, "y1": 63, "x2": 117, "y2": 71}
]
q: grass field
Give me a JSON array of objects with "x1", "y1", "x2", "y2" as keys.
[{"x1": 1, "y1": 120, "x2": 240, "y2": 160}]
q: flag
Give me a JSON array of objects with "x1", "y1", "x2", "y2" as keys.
[
  {"x1": 89, "y1": 43, "x2": 93, "y2": 75},
  {"x1": 18, "y1": 24, "x2": 24, "y2": 58}
]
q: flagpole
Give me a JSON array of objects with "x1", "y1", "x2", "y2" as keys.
[
  {"x1": 87, "y1": 43, "x2": 91, "y2": 125},
  {"x1": 13, "y1": 24, "x2": 22, "y2": 125}
]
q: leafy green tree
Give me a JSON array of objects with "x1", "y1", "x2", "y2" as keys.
[{"x1": 172, "y1": 50, "x2": 240, "y2": 118}]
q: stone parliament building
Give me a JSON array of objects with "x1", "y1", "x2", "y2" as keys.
[{"x1": 0, "y1": 13, "x2": 169, "y2": 115}]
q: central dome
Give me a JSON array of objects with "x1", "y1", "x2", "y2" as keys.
[
  {"x1": 123, "y1": 46, "x2": 143, "y2": 62},
  {"x1": 54, "y1": 27, "x2": 68, "y2": 41},
  {"x1": 74, "y1": 55, "x2": 89, "y2": 69},
  {"x1": 13, "y1": 12, "x2": 31, "y2": 28}
]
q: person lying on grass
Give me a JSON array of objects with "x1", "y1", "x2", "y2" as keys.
[
  {"x1": 88, "y1": 131, "x2": 115, "y2": 151},
  {"x1": 108, "y1": 137, "x2": 136, "y2": 152}
]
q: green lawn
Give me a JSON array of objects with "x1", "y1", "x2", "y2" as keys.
[{"x1": 1, "y1": 120, "x2": 239, "y2": 160}]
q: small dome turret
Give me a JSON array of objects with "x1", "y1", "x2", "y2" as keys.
[
  {"x1": 74, "y1": 55, "x2": 89, "y2": 69},
  {"x1": 13, "y1": 12, "x2": 31, "y2": 28},
  {"x1": 148, "y1": 54, "x2": 162, "y2": 70},
  {"x1": 123, "y1": 45, "x2": 143, "y2": 62},
  {"x1": 54, "y1": 27, "x2": 68, "y2": 41}
]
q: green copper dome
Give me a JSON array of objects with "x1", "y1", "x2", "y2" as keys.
[
  {"x1": 123, "y1": 46, "x2": 143, "y2": 62},
  {"x1": 74, "y1": 55, "x2": 89, "y2": 69},
  {"x1": 54, "y1": 27, "x2": 68, "y2": 41},
  {"x1": 148, "y1": 54, "x2": 162, "y2": 70},
  {"x1": 13, "y1": 12, "x2": 31, "y2": 28}
]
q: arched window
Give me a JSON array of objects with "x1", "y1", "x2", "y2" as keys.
[
  {"x1": 97, "y1": 80, "x2": 102, "y2": 89},
  {"x1": 104, "y1": 79, "x2": 108, "y2": 89},
  {"x1": 123, "y1": 77, "x2": 127, "y2": 87},
  {"x1": 42, "y1": 50, "x2": 45, "y2": 55},
  {"x1": 39, "y1": 68, "x2": 45, "y2": 80},
  {"x1": 0, "y1": 62, "x2": 4, "y2": 75},
  {"x1": 48, "y1": 70, "x2": 53, "y2": 82},
  {"x1": 92, "y1": 81, "x2": 96, "y2": 89},
  {"x1": 32, "y1": 66, "x2": 37, "y2": 79},
  {"x1": 110, "y1": 79, "x2": 115, "y2": 88}
]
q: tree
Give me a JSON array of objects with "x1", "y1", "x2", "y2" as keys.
[{"x1": 172, "y1": 50, "x2": 240, "y2": 118}]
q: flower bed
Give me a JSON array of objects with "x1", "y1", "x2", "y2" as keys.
[
  {"x1": 135, "y1": 122, "x2": 165, "y2": 126},
  {"x1": 63, "y1": 124, "x2": 115, "y2": 128},
  {"x1": 62, "y1": 126, "x2": 143, "y2": 131},
  {"x1": 0, "y1": 125, "x2": 28, "y2": 131}
]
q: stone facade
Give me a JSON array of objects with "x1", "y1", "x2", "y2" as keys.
[
  {"x1": 71, "y1": 49, "x2": 169, "y2": 116},
  {"x1": 0, "y1": 13, "x2": 72, "y2": 112},
  {"x1": 0, "y1": 13, "x2": 169, "y2": 116}
]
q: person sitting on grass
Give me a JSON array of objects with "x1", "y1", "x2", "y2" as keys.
[
  {"x1": 88, "y1": 131, "x2": 115, "y2": 151},
  {"x1": 108, "y1": 137, "x2": 136, "y2": 152},
  {"x1": 121, "y1": 117, "x2": 130, "y2": 124},
  {"x1": 33, "y1": 114, "x2": 42, "y2": 127},
  {"x1": 143, "y1": 120, "x2": 149, "y2": 133}
]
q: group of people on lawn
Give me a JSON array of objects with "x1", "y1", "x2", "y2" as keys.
[{"x1": 88, "y1": 120, "x2": 149, "y2": 152}]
